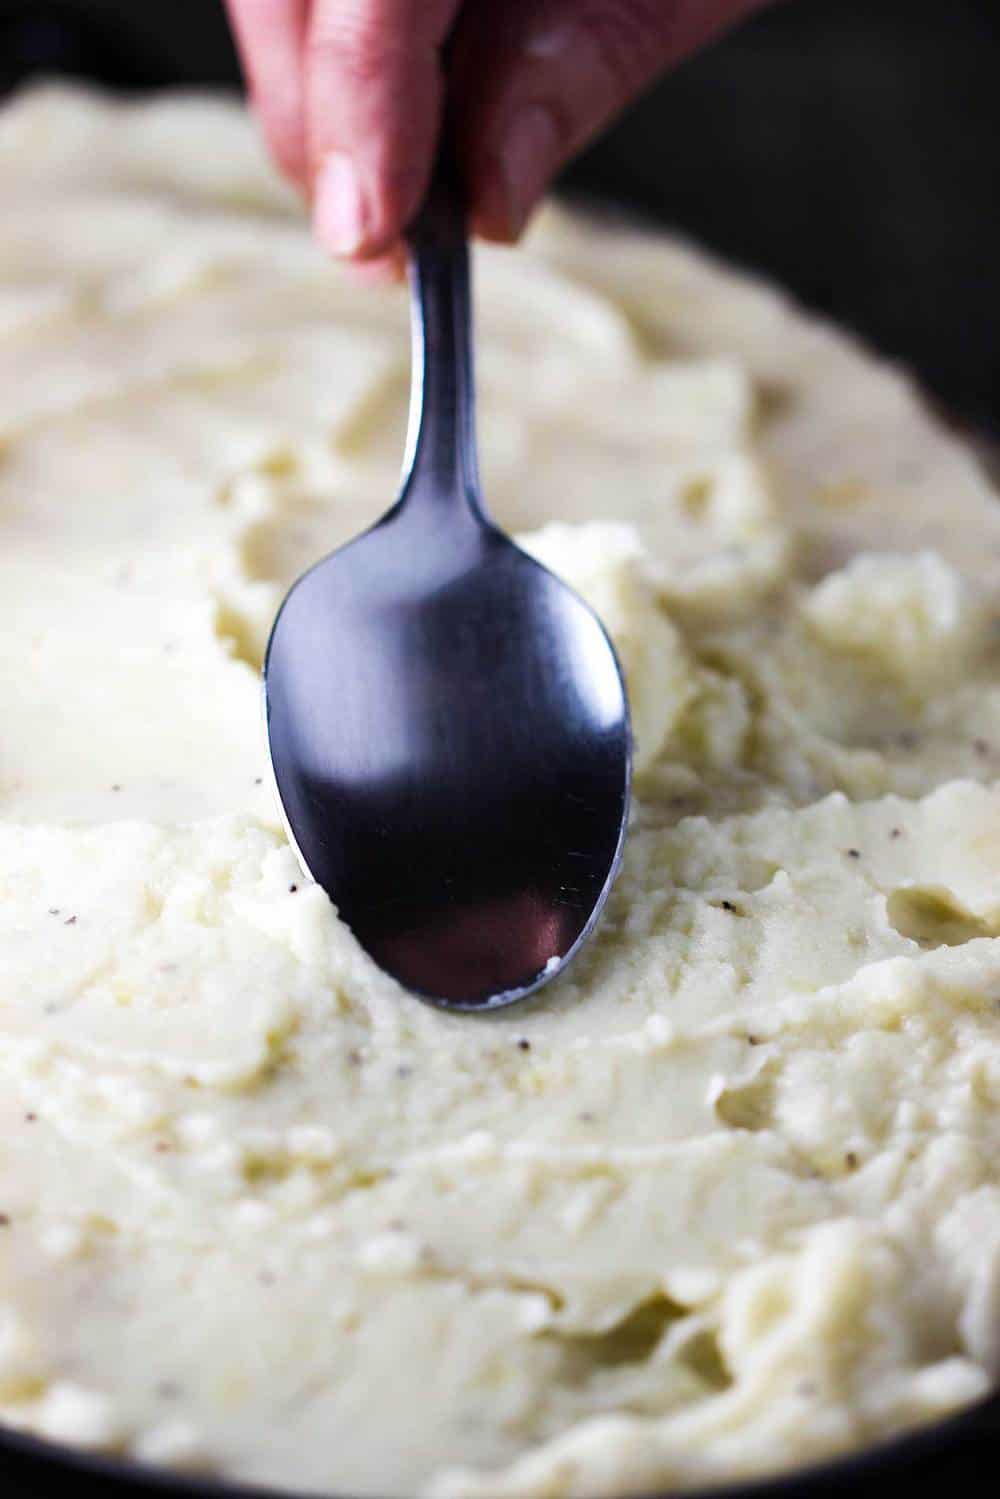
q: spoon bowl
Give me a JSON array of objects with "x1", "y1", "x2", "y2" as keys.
[{"x1": 265, "y1": 157, "x2": 631, "y2": 1010}]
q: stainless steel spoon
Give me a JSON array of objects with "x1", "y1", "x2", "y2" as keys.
[{"x1": 264, "y1": 151, "x2": 631, "y2": 1010}]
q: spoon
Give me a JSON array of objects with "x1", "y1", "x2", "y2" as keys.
[{"x1": 264, "y1": 149, "x2": 631, "y2": 1010}]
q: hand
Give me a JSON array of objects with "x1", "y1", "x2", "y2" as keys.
[{"x1": 225, "y1": 1, "x2": 768, "y2": 268}]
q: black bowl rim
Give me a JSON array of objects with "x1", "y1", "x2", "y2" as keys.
[{"x1": 1, "y1": 1384, "x2": 997, "y2": 1498}]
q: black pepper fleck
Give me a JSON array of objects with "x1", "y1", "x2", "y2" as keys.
[
  {"x1": 845, "y1": 1152, "x2": 858, "y2": 1169},
  {"x1": 721, "y1": 900, "x2": 736, "y2": 912},
  {"x1": 111, "y1": 784, "x2": 121, "y2": 793},
  {"x1": 974, "y1": 738, "x2": 991, "y2": 757},
  {"x1": 0, "y1": 1213, "x2": 9, "y2": 1228},
  {"x1": 288, "y1": 884, "x2": 298, "y2": 894},
  {"x1": 846, "y1": 848, "x2": 861, "y2": 859},
  {"x1": 254, "y1": 777, "x2": 263, "y2": 786},
  {"x1": 890, "y1": 828, "x2": 903, "y2": 839},
  {"x1": 517, "y1": 1039, "x2": 531, "y2": 1052},
  {"x1": 747, "y1": 1034, "x2": 761, "y2": 1046},
  {"x1": 348, "y1": 1049, "x2": 363, "y2": 1066},
  {"x1": 396, "y1": 1064, "x2": 412, "y2": 1079},
  {"x1": 48, "y1": 908, "x2": 60, "y2": 916},
  {"x1": 24, "y1": 1113, "x2": 37, "y2": 1123},
  {"x1": 64, "y1": 915, "x2": 77, "y2": 925},
  {"x1": 579, "y1": 1112, "x2": 596, "y2": 1123}
]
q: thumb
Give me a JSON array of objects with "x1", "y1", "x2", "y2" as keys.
[
  {"x1": 452, "y1": 0, "x2": 772, "y2": 242},
  {"x1": 306, "y1": 0, "x2": 460, "y2": 259}
]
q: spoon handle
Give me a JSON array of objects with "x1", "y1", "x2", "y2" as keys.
[{"x1": 401, "y1": 143, "x2": 481, "y2": 511}]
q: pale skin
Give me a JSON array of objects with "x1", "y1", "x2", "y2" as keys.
[{"x1": 224, "y1": 1, "x2": 770, "y2": 277}]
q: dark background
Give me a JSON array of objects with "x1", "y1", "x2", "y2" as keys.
[{"x1": 1, "y1": 0, "x2": 997, "y2": 435}]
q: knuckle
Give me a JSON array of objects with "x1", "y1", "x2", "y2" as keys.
[
  {"x1": 576, "y1": 0, "x2": 665, "y2": 97},
  {"x1": 308, "y1": 10, "x2": 406, "y2": 90}
]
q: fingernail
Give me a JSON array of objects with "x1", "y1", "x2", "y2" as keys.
[
  {"x1": 500, "y1": 105, "x2": 561, "y2": 238},
  {"x1": 313, "y1": 151, "x2": 366, "y2": 256},
  {"x1": 347, "y1": 251, "x2": 406, "y2": 288}
]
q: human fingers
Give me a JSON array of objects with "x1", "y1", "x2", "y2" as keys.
[
  {"x1": 452, "y1": 0, "x2": 772, "y2": 242},
  {"x1": 306, "y1": 0, "x2": 461, "y2": 259},
  {"x1": 225, "y1": 0, "x2": 310, "y2": 187}
]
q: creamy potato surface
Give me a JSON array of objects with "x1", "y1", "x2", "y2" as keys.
[{"x1": 0, "y1": 87, "x2": 998, "y2": 1498}]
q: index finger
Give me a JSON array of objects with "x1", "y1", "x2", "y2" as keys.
[{"x1": 225, "y1": 0, "x2": 310, "y2": 188}]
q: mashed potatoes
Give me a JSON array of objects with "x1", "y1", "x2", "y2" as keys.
[{"x1": 0, "y1": 86, "x2": 998, "y2": 1497}]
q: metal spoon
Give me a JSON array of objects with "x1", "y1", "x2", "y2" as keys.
[{"x1": 264, "y1": 151, "x2": 631, "y2": 1011}]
